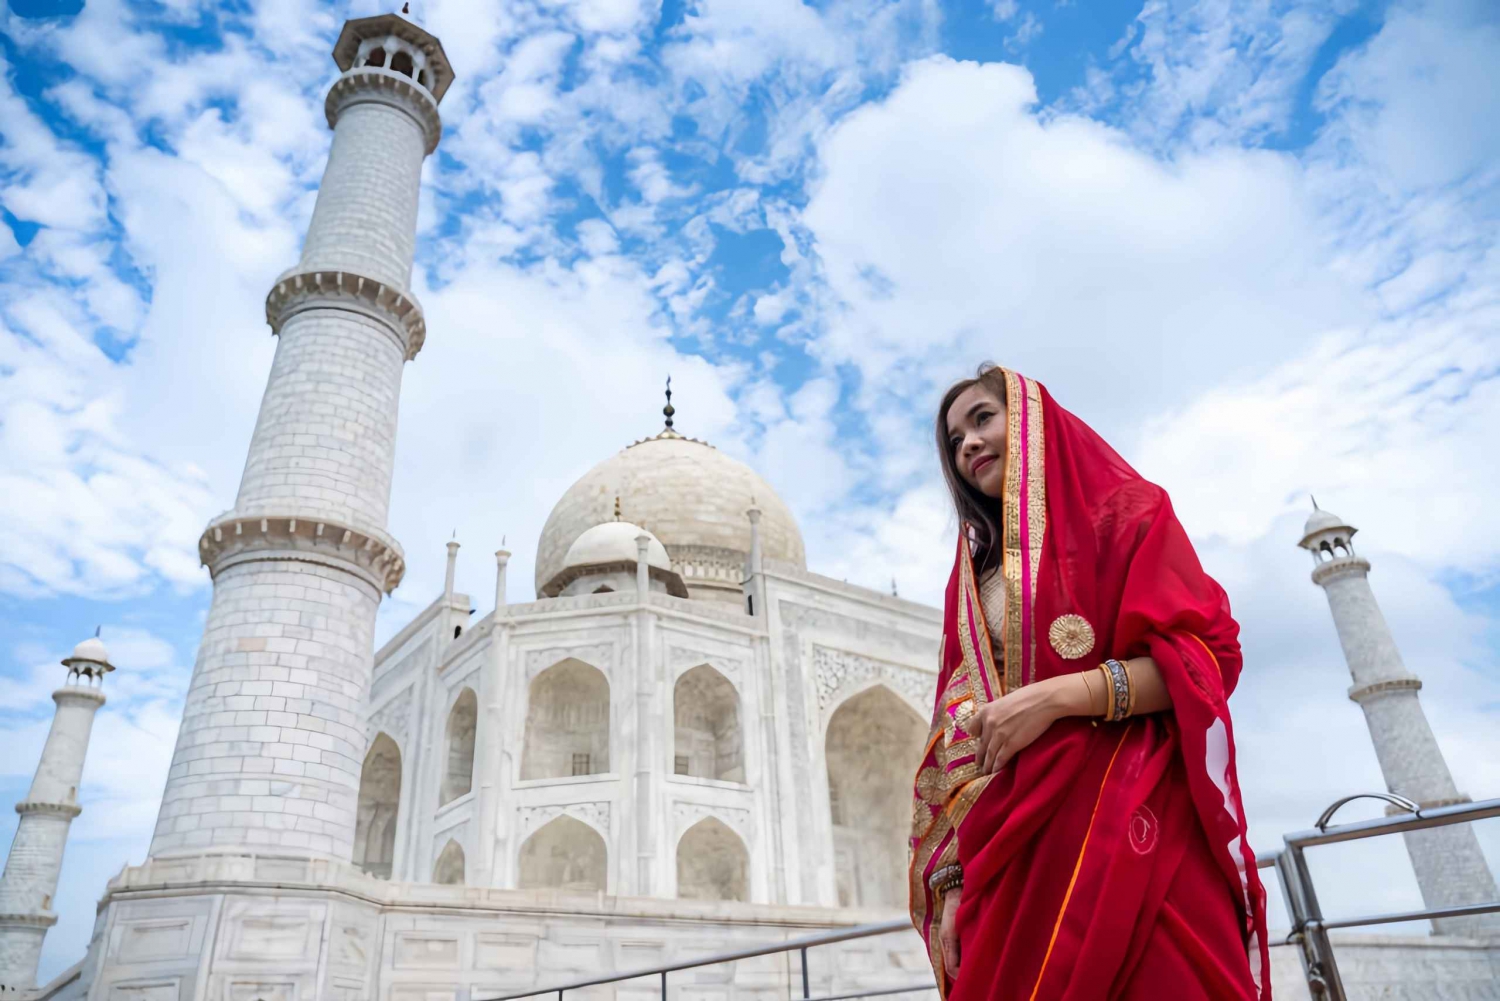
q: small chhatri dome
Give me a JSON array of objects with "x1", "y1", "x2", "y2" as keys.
[
  {"x1": 564, "y1": 521, "x2": 671, "y2": 573},
  {"x1": 542, "y1": 520, "x2": 689, "y2": 598},
  {"x1": 62, "y1": 634, "x2": 115, "y2": 682},
  {"x1": 535, "y1": 400, "x2": 806, "y2": 603},
  {"x1": 332, "y1": 13, "x2": 455, "y2": 102},
  {"x1": 66, "y1": 636, "x2": 110, "y2": 666},
  {"x1": 1298, "y1": 501, "x2": 1357, "y2": 549}
]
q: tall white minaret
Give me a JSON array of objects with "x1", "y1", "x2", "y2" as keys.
[
  {"x1": 1300, "y1": 505, "x2": 1499, "y2": 936},
  {"x1": 149, "y1": 15, "x2": 452, "y2": 863},
  {"x1": 0, "y1": 636, "x2": 114, "y2": 992}
]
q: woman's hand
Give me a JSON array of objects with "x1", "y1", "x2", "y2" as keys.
[
  {"x1": 969, "y1": 677, "x2": 1072, "y2": 774},
  {"x1": 940, "y1": 885, "x2": 962, "y2": 974}
]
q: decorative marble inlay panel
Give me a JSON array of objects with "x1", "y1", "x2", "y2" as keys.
[
  {"x1": 107, "y1": 982, "x2": 179, "y2": 1001},
  {"x1": 672, "y1": 800, "x2": 752, "y2": 842},
  {"x1": 393, "y1": 932, "x2": 461, "y2": 969},
  {"x1": 221, "y1": 900, "x2": 324, "y2": 962},
  {"x1": 116, "y1": 918, "x2": 193, "y2": 963},
  {"x1": 373, "y1": 637, "x2": 432, "y2": 702},
  {"x1": 225, "y1": 981, "x2": 297, "y2": 1001},
  {"x1": 476, "y1": 933, "x2": 538, "y2": 969},
  {"x1": 330, "y1": 906, "x2": 375, "y2": 970},
  {"x1": 669, "y1": 646, "x2": 746, "y2": 688},
  {"x1": 812, "y1": 645, "x2": 930, "y2": 718},
  {"x1": 524, "y1": 643, "x2": 614, "y2": 681},
  {"x1": 367, "y1": 685, "x2": 413, "y2": 745},
  {"x1": 517, "y1": 801, "x2": 610, "y2": 837}
]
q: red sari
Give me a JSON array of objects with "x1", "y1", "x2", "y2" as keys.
[{"x1": 909, "y1": 370, "x2": 1270, "y2": 1000}]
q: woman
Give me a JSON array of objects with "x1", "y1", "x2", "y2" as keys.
[{"x1": 909, "y1": 366, "x2": 1270, "y2": 1000}]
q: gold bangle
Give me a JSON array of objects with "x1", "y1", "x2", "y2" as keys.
[
  {"x1": 1097, "y1": 664, "x2": 1115, "y2": 721},
  {"x1": 1125, "y1": 660, "x2": 1137, "y2": 718},
  {"x1": 1080, "y1": 670, "x2": 1098, "y2": 715}
]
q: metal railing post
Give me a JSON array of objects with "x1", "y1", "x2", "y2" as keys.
[
  {"x1": 1276, "y1": 844, "x2": 1345, "y2": 1000},
  {"x1": 661, "y1": 970, "x2": 667, "y2": 1000},
  {"x1": 801, "y1": 945, "x2": 811, "y2": 999}
]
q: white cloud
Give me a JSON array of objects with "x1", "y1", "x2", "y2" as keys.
[
  {"x1": 1316, "y1": 0, "x2": 1500, "y2": 194},
  {"x1": 801, "y1": 55, "x2": 1366, "y2": 423}
]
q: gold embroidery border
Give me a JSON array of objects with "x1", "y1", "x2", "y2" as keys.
[
  {"x1": 909, "y1": 771, "x2": 994, "y2": 999},
  {"x1": 999, "y1": 369, "x2": 1046, "y2": 691},
  {"x1": 956, "y1": 533, "x2": 1003, "y2": 708},
  {"x1": 1023, "y1": 374, "x2": 1046, "y2": 684}
]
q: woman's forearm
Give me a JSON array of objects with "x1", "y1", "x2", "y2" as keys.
[{"x1": 1040, "y1": 656, "x2": 1173, "y2": 719}]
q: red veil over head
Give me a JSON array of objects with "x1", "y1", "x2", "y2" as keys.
[{"x1": 909, "y1": 369, "x2": 1270, "y2": 1000}]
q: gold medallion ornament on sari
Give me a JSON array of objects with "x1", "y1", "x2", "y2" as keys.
[{"x1": 1048, "y1": 614, "x2": 1095, "y2": 660}]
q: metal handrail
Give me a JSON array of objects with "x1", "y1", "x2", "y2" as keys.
[
  {"x1": 1262, "y1": 793, "x2": 1500, "y2": 1001},
  {"x1": 1314, "y1": 792, "x2": 1420, "y2": 830},
  {"x1": 475, "y1": 918, "x2": 926, "y2": 1001},
  {"x1": 473, "y1": 793, "x2": 1498, "y2": 1001},
  {"x1": 1283, "y1": 795, "x2": 1500, "y2": 848}
]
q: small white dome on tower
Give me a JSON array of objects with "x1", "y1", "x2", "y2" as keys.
[
  {"x1": 1303, "y1": 508, "x2": 1347, "y2": 537},
  {"x1": 62, "y1": 634, "x2": 115, "y2": 683},
  {"x1": 563, "y1": 521, "x2": 671, "y2": 572},
  {"x1": 1299, "y1": 506, "x2": 1357, "y2": 549},
  {"x1": 68, "y1": 637, "x2": 110, "y2": 666}
]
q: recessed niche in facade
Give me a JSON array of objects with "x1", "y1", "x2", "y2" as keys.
[
  {"x1": 676, "y1": 817, "x2": 749, "y2": 902},
  {"x1": 354, "y1": 732, "x2": 402, "y2": 880},
  {"x1": 673, "y1": 664, "x2": 743, "y2": 782},
  {"x1": 825, "y1": 685, "x2": 925, "y2": 908},
  {"x1": 518, "y1": 815, "x2": 606, "y2": 892},
  {"x1": 433, "y1": 839, "x2": 465, "y2": 885},
  {"x1": 521, "y1": 658, "x2": 610, "y2": 780},
  {"x1": 441, "y1": 688, "x2": 477, "y2": 806}
]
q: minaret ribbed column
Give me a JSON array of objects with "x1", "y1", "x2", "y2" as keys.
[
  {"x1": 0, "y1": 638, "x2": 113, "y2": 992},
  {"x1": 148, "y1": 15, "x2": 453, "y2": 863},
  {"x1": 1300, "y1": 507, "x2": 1499, "y2": 937}
]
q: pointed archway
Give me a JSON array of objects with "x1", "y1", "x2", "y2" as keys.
[
  {"x1": 673, "y1": 665, "x2": 743, "y2": 781},
  {"x1": 521, "y1": 659, "x2": 610, "y2": 780},
  {"x1": 676, "y1": 817, "x2": 749, "y2": 901},
  {"x1": 825, "y1": 685, "x2": 925, "y2": 907},
  {"x1": 354, "y1": 732, "x2": 402, "y2": 880},
  {"x1": 433, "y1": 839, "x2": 465, "y2": 885},
  {"x1": 441, "y1": 687, "x2": 477, "y2": 805},
  {"x1": 517, "y1": 815, "x2": 607, "y2": 892}
]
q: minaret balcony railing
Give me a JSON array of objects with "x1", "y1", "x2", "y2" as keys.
[
  {"x1": 13, "y1": 801, "x2": 81, "y2": 819},
  {"x1": 265, "y1": 269, "x2": 427, "y2": 360},
  {"x1": 0, "y1": 912, "x2": 56, "y2": 928},
  {"x1": 1311, "y1": 554, "x2": 1372, "y2": 586},
  {"x1": 325, "y1": 66, "x2": 443, "y2": 153},
  {"x1": 1347, "y1": 675, "x2": 1422, "y2": 703},
  {"x1": 198, "y1": 512, "x2": 406, "y2": 595}
]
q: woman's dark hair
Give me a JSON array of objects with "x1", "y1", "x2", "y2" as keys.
[{"x1": 936, "y1": 363, "x2": 1008, "y2": 573}]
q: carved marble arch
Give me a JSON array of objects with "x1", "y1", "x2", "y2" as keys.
[
  {"x1": 441, "y1": 687, "x2": 477, "y2": 806},
  {"x1": 433, "y1": 839, "x2": 465, "y2": 885},
  {"x1": 521, "y1": 658, "x2": 610, "y2": 780},
  {"x1": 517, "y1": 815, "x2": 607, "y2": 892},
  {"x1": 824, "y1": 684, "x2": 926, "y2": 909},
  {"x1": 676, "y1": 816, "x2": 749, "y2": 902},
  {"x1": 354, "y1": 732, "x2": 402, "y2": 880},
  {"x1": 673, "y1": 664, "x2": 743, "y2": 782}
]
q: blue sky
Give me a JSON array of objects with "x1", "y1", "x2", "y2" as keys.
[{"x1": 2, "y1": 0, "x2": 1499, "y2": 982}]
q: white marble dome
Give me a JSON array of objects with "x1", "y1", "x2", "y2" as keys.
[
  {"x1": 67, "y1": 637, "x2": 110, "y2": 665},
  {"x1": 1300, "y1": 507, "x2": 1356, "y2": 548},
  {"x1": 563, "y1": 521, "x2": 671, "y2": 572},
  {"x1": 536, "y1": 429, "x2": 806, "y2": 602}
]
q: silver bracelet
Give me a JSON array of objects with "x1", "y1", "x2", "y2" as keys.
[{"x1": 1102, "y1": 658, "x2": 1131, "y2": 721}]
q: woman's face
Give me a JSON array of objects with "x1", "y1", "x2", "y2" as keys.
[{"x1": 946, "y1": 384, "x2": 1008, "y2": 499}]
